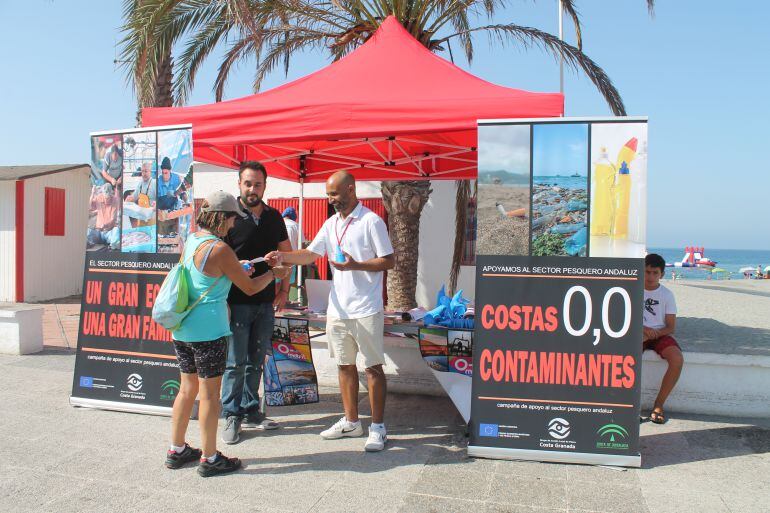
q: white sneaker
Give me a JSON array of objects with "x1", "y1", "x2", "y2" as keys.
[
  {"x1": 364, "y1": 426, "x2": 387, "y2": 452},
  {"x1": 320, "y1": 417, "x2": 363, "y2": 440}
]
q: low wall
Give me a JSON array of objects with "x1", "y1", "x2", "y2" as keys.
[
  {"x1": 308, "y1": 334, "x2": 770, "y2": 419},
  {"x1": 641, "y1": 351, "x2": 770, "y2": 418}
]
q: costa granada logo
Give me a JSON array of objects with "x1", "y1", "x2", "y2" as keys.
[
  {"x1": 547, "y1": 418, "x2": 571, "y2": 439},
  {"x1": 160, "y1": 379, "x2": 180, "y2": 401},
  {"x1": 596, "y1": 424, "x2": 630, "y2": 450},
  {"x1": 126, "y1": 373, "x2": 143, "y2": 392}
]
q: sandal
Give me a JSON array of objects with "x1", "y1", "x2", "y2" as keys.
[{"x1": 650, "y1": 409, "x2": 667, "y2": 424}]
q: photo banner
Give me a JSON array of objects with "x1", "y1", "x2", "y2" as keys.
[
  {"x1": 468, "y1": 255, "x2": 644, "y2": 467},
  {"x1": 477, "y1": 117, "x2": 648, "y2": 260},
  {"x1": 472, "y1": 117, "x2": 647, "y2": 467},
  {"x1": 263, "y1": 317, "x2": 320, "y2": 406},
  {"x1": 72, "y1": 125, "x2": 193, "y2": 415}
]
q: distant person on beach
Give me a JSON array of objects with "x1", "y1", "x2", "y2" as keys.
[
  {"x1": 165, "y1": 191, "x2": 289, "y2": 477},
  {"x1": 642, "y1": 253, "x2": 684, "y2": 424},
  {"x1": 266, "y1": 170, "x2": 395, "y2": 452}
]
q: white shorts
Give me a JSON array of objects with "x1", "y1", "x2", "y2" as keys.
[{"x1": 326, "y1": 312, "x2": 385, "y2": 368}]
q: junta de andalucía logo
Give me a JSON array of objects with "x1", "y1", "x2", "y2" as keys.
[
  {"x1": 596, "y1": 423, "x2": 630, "y2": 450},
  {"x1": 160, "y1": 379, "x2": 180, "y2": 401}
]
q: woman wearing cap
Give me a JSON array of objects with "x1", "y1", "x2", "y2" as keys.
[{"x1": 165, "y1": 191, "x2": 289, "y2": 477}]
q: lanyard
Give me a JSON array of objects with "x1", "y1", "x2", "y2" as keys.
[{"x1": 335, "y1": 214, "x2": 354, "y2": 247}]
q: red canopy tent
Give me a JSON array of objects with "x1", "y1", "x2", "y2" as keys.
[
  {"x1": 142, "y1": 15, "x2": 563, "y2": 183},
  {"x1": 143, "y1": 16, "x2": 563, "y2": 288}
]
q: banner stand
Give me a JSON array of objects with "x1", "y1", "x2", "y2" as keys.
[
  {"x1": 467, "y1": 446, "x2": 641, "y2": 467},
  {"x1": 70, "y1": 397, "x2": 172, "y2": 416}
]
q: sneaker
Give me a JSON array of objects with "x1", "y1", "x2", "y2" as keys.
[
  {"x1": 243, "y1": 412, "x2": 279, "y2": 431},
  {"x1": 197, "y1": 451, "x2": 241, "y2": 477},
  {"x1": 364, "y1": 426, "x2": 387, "y2": 452},
  {"x1": 221, "y1": 416, "x2": 242, "y2": 445},
  {"x1": 320, "y1": 417, "x2": 363, "y2": 440},
  {"x1": 164, "y1": 443, "x2": 202, "y2": 469}
]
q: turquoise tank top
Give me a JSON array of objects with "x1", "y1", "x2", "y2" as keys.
[{"x1": 172, "y1": 233, "x2": 234, "y2": 342}]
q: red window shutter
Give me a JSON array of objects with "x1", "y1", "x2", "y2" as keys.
[{"x1": 44, "y1": 187, "x2": 66, "y2": 236}]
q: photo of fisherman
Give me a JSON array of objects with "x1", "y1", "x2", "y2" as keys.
[
  {"x1": 126, "y1": 161, "x2": 157, "y2": 213},
  {"x1": 157, "y1": 128, "x2": 194, "y2": 253},
  {"x1": 102, "y1": 143, "x2": 124, "y2": 188},
  {"x1": 86, "y1": 183, "x2": 121, "y2": 251}
]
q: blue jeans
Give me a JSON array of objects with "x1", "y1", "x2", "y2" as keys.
[{"x1": 221, "y1": 303, "x2": 275, "y2": 418}]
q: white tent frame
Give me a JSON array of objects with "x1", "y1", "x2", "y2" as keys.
[{"x1": 204, "y1": 135, "x2": 477, "y2": 302}]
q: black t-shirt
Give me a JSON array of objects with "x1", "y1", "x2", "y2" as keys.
[{"x1": 224, "y1": 199, "x2": 289, "y2": 304}]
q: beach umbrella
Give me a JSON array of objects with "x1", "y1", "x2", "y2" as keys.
[
  {"x1": 739, "y1": 266, "x2": 755, "y2": 274},
  {"x1": 711, "y1": 268, "x2": 728, "y2": 273},
  {"x1": 764, "y1": 265, "x2": 770, "y2": 273}
]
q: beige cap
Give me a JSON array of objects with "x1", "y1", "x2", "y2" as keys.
[{"x1": 201, "y1": 190, "x2": 246, "y2": 218}]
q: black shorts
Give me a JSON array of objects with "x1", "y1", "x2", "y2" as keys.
[{"x1": 173, "y1": 337, "x2": 228, "y2": 378}]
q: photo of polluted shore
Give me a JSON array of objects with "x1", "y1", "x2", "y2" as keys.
[{"x1": 476, "y1": 124, "x2": 531, "y2": 256}]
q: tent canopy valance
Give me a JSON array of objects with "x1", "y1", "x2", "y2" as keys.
[{"x1": 142, "y1": 16, "x2": 563, "y2": 183}]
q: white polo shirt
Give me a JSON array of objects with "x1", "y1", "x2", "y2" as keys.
[{"x1": 307, "y1": 202, "x2": 393, "y2": 319}]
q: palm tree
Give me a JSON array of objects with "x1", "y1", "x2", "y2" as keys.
[{"x1": 121, "y1": 0, "x2": 655, "y2": 308}]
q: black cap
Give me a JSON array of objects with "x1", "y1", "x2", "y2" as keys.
[{"x1": 160, "y1": 157, "x2": 172, "y2": 170}]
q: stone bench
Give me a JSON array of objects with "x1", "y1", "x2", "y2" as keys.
[
  {"x1": 0, "y1": 303, "x2": 44, "y2": 355},
  {"x1": 641, "y1": 350, "x2": 770, "y2": 418},
  {"x1": 309, "y1": 334, "x2": 770, "y2": 419}
]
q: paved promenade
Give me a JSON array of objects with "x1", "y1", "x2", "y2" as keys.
[{"x1": 1, "y1": 347, "x2": 769, "y2": 513}]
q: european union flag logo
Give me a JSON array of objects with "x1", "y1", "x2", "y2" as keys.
[
  {"x1": 479, "y1": 423, "x2": 499, "y2": 437},
  {"x1": 79, "y1": 376, "x2": 94, "y2": 388}
]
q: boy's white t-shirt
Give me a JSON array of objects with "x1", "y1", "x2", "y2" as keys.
[{"x1": 643, "y1": 284, "x2": 677, "y2": 330}]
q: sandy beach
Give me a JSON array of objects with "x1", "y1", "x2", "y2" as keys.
[
  {"x1": 663, "y1": 279, "x2": 770, "y2": 356},
  {"x1": 476, "y1": 184, "x2": 529, "y2": 255}
]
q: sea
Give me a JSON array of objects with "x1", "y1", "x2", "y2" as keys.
[
  {"x1": 533, "y1": 175, "x2": 587, "y2": 190},
  {"x1": 647, "y1": 247, "x2": 770, "y2": 280}
]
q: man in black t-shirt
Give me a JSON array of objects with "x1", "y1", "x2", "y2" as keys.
[{"x1": 220, "y1": 161, "x2": 292, "y2": 445}]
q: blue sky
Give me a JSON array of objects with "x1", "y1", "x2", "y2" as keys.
[
  {"x1": 532, "y1": 123, "x2": 588, "y2": 177},
  {"x1": 1, "y1": 1, "x2": 769, "y2": 250}
]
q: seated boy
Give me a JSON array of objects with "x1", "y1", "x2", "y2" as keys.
[{"x1": 643, "y1": 253, "x2": 684, "y2": 424}]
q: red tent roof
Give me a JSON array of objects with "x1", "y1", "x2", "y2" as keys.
[{"x1": 142, "y1": 16, "x2": 563, "y2": 182}]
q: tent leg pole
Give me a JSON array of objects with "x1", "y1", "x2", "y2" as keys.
[{"x1": 297, "y1": 178, "x2": 304, "y2": 305}]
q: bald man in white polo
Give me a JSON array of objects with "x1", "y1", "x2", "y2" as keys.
[{"x1": 266, "y1": 171, "x2": 394, "y2": 452}]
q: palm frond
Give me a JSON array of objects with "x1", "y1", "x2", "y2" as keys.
[
  {"x1": 213, "y1": 36, "x2": 258, "y2": 101},
  {"x1": 436, "y1": 23, "x2": 626, "y2": 115},
  {"x1": 559, "y1": 0, "x2": 582, "y2": 50},
  {"x1": 174, "y1": 17, "x2": 231, "y2": 105},
  {"x1": 252, "y1": 30, "x2": 332, "y2": 92}
]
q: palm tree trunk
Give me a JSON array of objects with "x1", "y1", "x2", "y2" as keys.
[
  {"x1": 136, "y1": 51, "x2": 174, "y2": 125},
  {"x1": 381, "y1": 180, "x2": 432, "y2": 310},
  {"x1": 153, "y1": 53, "x2": 174, "y2": 107},
  {"x1": 449, "y1": 180, "x2": 471, "y2": 294}
]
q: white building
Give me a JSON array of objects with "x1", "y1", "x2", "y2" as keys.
[
  {"x1": 0, "y1": 165, "x2": 91, "y2": 302},
  {"x1": 194, "y1": 163, "x2": 475, "y2": 307}
]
